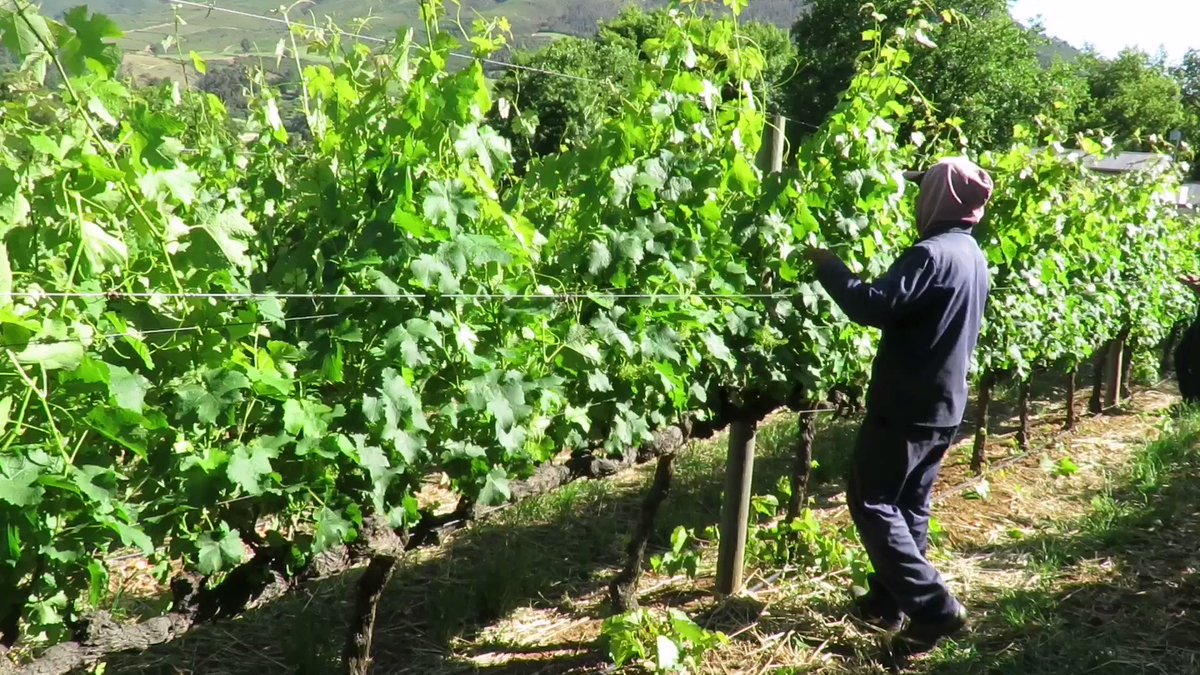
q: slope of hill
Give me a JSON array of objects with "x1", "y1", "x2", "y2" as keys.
[{"x1": 36, "y1": 0, "x2": 808, "y2": 63}]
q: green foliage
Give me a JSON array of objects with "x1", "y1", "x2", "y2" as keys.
[
  {"x1": 494, "y1": 6, "x2": 796, "y2": 166},
  {"x1": 741, "y1": 492, "x2": 870, "y2": 580},
  {"x1": 650, "y1": 525, "x2": 704, "y2": 578},
  {"x1": 602, "y1": 607, "x2": 726, "y2": 673}
]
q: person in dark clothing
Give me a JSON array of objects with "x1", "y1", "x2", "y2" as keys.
[
  {"x1": 1177, "y1": 276, "x2": 1200, "y2": 405},
  {"x1": 804, "y1": 156, "x2": 994, "y2": 654}
]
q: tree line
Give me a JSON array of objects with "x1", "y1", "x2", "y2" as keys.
[{"x1": 485, "y1": 0, "x2": 1200, "y2": 176}]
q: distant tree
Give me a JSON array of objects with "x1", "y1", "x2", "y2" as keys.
[
  {"x1": 1075, "y1": 49, "x2": 1187, "y2": 146},
  {"x1": 198, "y1": 64, "x2": 251, "y2": 117},
  {"x1": 787, "y1": 0, "x2": 1080, "y2": 147},
  {"x1": 492, "y1": 37, "x2": 640, "y2": 165},
  {"x1": 240, "y1": 38, "x2": 253, "y2": 54}
]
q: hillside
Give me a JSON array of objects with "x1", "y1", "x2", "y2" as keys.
[{"x1": 36, "y1": 0, "x2": 808, "y2": 74}]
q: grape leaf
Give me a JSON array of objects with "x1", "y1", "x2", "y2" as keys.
[
  {"x1": 16, "y1": 342, "x2": 84, "y2": 371},
  {"x1": 478, "y1": 468, "x2": 510, "y2": 507},
  {"x1": 201, "y1": 208, "x2": 256, "y2": 270},
  {"x1": 226, "y1": 443, "x2": 275, "y2": 495},
  {"x1": 107, "y1": 364, "x2": 150, "y2": 414}
]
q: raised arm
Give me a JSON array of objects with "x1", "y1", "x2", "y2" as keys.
[{"x1": 809, "y1": 246, "x2": 938, "y2": 329}]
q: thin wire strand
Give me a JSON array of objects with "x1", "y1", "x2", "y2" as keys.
[
  {"x1": 0, "y1": 276, "x2": 1180, "y2": 303},
  {"x1": 0, "y1": 290, "x2": 797, "y2": 302},
  {"x1": 0, "y1": 312, "x2": 338, "y2": 352}
]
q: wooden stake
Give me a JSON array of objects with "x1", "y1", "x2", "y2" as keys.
[
  {"x1": 713, "y1": 113, "x2": 785, "y2": 598},
  {"x1": 1104, "y1": 329, "x2": 1129, "y2": 409},
  {"x1": 1089, "y1": 347, "x2": 1107, "y2": 414},
  {"x1": 716, "y1": 418, "x2": 757, "y2": 596}
]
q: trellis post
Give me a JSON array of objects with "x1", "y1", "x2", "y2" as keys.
[{"x1": 715, "y1": 114, "x2": 785, "y2": 596}]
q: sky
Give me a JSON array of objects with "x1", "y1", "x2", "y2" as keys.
[{"x1": 1011, "y1": 0, "x2": 1200, "y2": 63}]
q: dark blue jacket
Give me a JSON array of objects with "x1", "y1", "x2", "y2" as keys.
[{"x1": 814, "y1": 223, "x2": 990, "y2": 428}]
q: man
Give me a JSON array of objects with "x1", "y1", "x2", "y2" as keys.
[
  {"x1": 804, "y1": 156, "x2": 994, "y2": 654},
  {"x1": 1176, "y1": 275, "x2": 1200, "y2": 404}
]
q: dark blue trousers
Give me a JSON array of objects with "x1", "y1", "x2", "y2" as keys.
[{"x1": 848, "y1": 413, "x2": 959, "y2": 623}]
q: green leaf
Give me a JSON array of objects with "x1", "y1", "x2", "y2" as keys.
[
  {"x1": 0, "y1": 243, "x2": 12, "y2": 308},
  {"x1": 610, "y1": 165, "x2": 636, "y2": 203},
  {"x1": 80, "y1": 219, "x2": 127, "y2": 272},
  {"x1": 107, "y1": 364, "x2": 150, "y2": 414},
  {"x1": 197, "y1": 528, "x2": 245, "y2": 575},
  {"x1": 453, "y1": 123, "x2": 510, "y2": 177},
  {"x1": 0, "y1": 396, "x2": 10, "y2": 436},
  {"x1": 138, "y1": 166, "x2": 200, "y2": 205},
  {"x1": 478, "y1": 468, "x2": 510, "y2": 506},
  {"x1": 655, "y1": 635, "x2": 680, "y2": 670},
  {"x1": 423, "y1": 179, "x2": 478, "y2": 233},
  {"x1": 108, "y1": 520, "x2": 153, "y2": 555},
  {"x1": 226, "y1": 442, "x2": 275, "y2": 495},
  {"x1": 201, "y1": 208, "x2": 256, "y2": 270},
  {"x1": 314, "y1": 507, "x2": 352, "y2": 553},
  {"x1": 189, "y1": 50, "x2": 208, "y2": 75},
  {"x1": 72, "y1": 465, "x2": 118, "y2": 504},
  {"x1": 0, "y1": 456, "x2": 43, "y2": 506},
  {"x1": 16, "y1": 342, "x2": 84, "y2": 371},
  {"x1": 283, "y1": 398, "x2": 332, "y2": 438}
]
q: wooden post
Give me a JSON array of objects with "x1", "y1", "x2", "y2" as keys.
[
  {"x1": 1104, "y1": 329, "x2": 1129, "y2": 409},
  {"x1": 769, "y1": 113, "x2": 786, "y2": 172},
  {"x1": 1121, "y1": 338, "x2": 1134, "y2": 399},
  {"x1": 1089, "y1": 347, "x2": 1107, "y2": 414},
  {"x1": 714, "y1": 114, "x2": 785, "y2": 598},
  {"x1": 716, "y1": 417, "x2": 757, "y2": 596}
]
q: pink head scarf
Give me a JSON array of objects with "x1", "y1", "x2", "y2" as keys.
[{"x1": 910, "y1": 156, "x2": 994, "y2": 232}]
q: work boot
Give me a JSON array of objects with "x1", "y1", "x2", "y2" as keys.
[
  {"x1": 848, "y1": 585, "x2": 905, "y2": 632},
  {"x1": 890, "y1": 599, "x2": 968, "y2": 656}
]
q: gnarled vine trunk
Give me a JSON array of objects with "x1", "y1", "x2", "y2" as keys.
[
  {"x1": 970, "y1": 371, "x2": 995, "y2": 475},
  {"x1": 609, "y1": 453, "x2": 677, "y2": 613},
  {"x1": 785, "y1": 411, "x2": 817, "y2": 522},
  {"x1": 343, "y1": 555, "x2": 398, "y2": 675},
  {"x1": 1017, "y1": 377, "x2": 1031, "y2": 452},
  {"x1": 1065, "y1": 367, "x2": 1077, "y2": 430}
]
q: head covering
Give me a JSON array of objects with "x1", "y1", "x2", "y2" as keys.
[{"x1": 908, "y1": 157, "x2": 994, "y2": 232}]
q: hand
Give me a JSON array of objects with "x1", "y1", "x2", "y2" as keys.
[
  {"x1": 1181, "y1": 275, "x2": 1200, "y2": 296},
  {"x1": 804, "y1": 246, "x2": 840, "y2": 269}
]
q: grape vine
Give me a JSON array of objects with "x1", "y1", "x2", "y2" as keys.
[{"x1": 0, "y1": 0, "x2": 1193, "y2": 667}]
